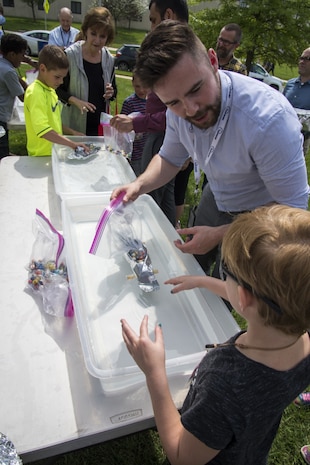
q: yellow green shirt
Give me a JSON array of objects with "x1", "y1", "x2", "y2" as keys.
[{"x1": 24, "y1": 79, "x2": 63, "y2": 156}]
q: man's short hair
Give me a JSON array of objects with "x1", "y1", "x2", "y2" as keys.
[
  {"x1": 59, "y1": 7, "x2": 73, "y2": 17},
  {"x1": 222, "y1": 23, "x2": 243, "y2": 43},
  {"x1": 38, "y1": 44, "x2": 69, "y2": 70},
  {"x1": 149, "y1": 0, "x2": 189, "y2": 23},
  {"x1": 0, "y1": 33, "x2": 27, "y2": 55},
  {"x1": 135, "y1": 21, "x2": 206, "y2": 89}
]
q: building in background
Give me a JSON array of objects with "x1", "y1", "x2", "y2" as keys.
[{"x1": 2, "y1": 0, "x2": 218, "y2": 31}]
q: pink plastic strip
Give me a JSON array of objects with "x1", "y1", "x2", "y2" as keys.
[
  {"x1": 89, "y1": 191, "x2": 126, "y2": 254},
  {"x1": 35, "y1": 209, "x2": 74, "y2": 317}
]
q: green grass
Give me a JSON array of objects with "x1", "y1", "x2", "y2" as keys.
[
  {"x1": 275, "y1": 63, "x2": 298, "y2": 81},
  {"x1": 4, "y1": 16, "x2": 147, "y2": 49},
  {"x1": 6, "y1": 22, "x2": 309, "y2": 465}
]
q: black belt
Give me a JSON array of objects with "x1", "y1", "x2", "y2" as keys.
[{"x1": 220, "y1": 210, "x2": 250, "y2": 218}]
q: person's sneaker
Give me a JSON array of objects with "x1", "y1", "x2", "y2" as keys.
[
  {"x1": 294, "y1": 392, "x2": 310, "y2": 407},
  {"x1": 301, "y1": 445, "x2": 310, "y2": 465}
]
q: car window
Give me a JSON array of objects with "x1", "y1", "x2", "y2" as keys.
[{"x1": 254, "y1": 64, "x2": 268, "y2": 76}]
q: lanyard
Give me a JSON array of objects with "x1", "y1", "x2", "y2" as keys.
[
  {"x1": 60, "y1": 29, "x2": 71, "y2": 48},
  {"x1": 192, "y1": 72, "x2": 233, "y2": 190}
]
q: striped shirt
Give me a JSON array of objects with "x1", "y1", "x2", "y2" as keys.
[{"x1": 121, "y1": 93, "x2": 147, "y2": 161}]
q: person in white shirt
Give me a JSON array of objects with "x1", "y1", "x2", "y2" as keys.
[{"x1": 48, "y1": 8, "x2": 79, "y2": 50}]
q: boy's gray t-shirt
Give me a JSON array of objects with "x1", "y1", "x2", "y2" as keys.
[
  {"x1": 181, "y1": 331, "x2": 310, "y2": 465},
  {"x1": 0, "y1": 58, "x2": 24, "y2": 122}
]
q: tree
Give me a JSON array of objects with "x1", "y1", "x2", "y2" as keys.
[
  {"x1": 19, "y1": 0, "x2": 55, "y2": 20},
  {"x1": 190, "y1": 0, "x2": 310, "y2": 72},
  {"x1": 98, "y1": 0, "x2": 148, "y2": 28},
  {"x1": 124, "y1": 0, "x2": 147, "y2": 29}
]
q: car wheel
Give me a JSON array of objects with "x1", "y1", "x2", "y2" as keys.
[
  {"x1": 26, "y1": 45, "x2": 31, "y2": 56},
  {"x1": 270, "y1": 84, "x2": 279, "y2": 91},
  {"x1": 117, "y1": 61, "x2": 129, "y2": 72}
]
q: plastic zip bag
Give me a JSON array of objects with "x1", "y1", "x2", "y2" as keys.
[
  {"x1": 100, "y1": 112, "x2": 135, "y2": 159},
  {"x1": 0, "y1": 432, "x2": 22, "y2": 465},
  {"x1": 26, "y1": 209, "x2": 74, "y2": 317},
  {"x1": 89, "y1": 193, "x2": 159, "y2": 293}
]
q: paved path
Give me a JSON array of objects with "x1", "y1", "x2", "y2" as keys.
[{"x1": 115, "y1": 74, "x2": 132, "y2": 80}]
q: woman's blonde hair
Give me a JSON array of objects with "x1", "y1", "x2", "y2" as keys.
[
  {"x1": 222, "y1": 204, "x2": 310, "y2": 335},
  {"x1": 81, "y1": 7, "x2": 115, "y2": 46}
]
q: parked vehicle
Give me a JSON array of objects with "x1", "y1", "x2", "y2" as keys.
[
  {"x1": 114, "y1": 44, "x2": 140, "y2": 71},
  {"x1": 248, "y1": 63, "x2": 287, "y2": 92},
  {"x1": 16, "y1": 30, "x2": 50, "y2": 56}
]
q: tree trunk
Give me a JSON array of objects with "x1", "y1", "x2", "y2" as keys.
[
  {"x1": 245, "y1": 50, "x2": 254, "y2": 74},
  {"x1": 31, "y1": 0, "x2": 36, "y2": 20}
]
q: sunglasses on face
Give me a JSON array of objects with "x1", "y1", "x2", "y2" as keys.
[
  {"x1": 219, "y1": 261, "x2": 283, "y2": 315},
  {"x1": 299, "y1": 56, "x2": 310, "y2": 62}
]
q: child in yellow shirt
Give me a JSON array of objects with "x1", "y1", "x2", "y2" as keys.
[{"x1": 24, "y1": 45, "x2": 88, "y2": 156}]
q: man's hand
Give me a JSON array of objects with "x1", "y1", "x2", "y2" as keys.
[
  {"x1": 111, "y1": 180, "x2": 142, "y2": 203},
  {"x1": 174, "y1": 224, "x2": 228, "y2": 255},
  {"x1": 110, "y1": 114, "x2": 134, "y2": 133}
]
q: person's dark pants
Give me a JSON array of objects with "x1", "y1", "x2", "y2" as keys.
[
  {"x1": 194, "y1": 184, "x2": 250, "y2": 311},
  {"x1": 193, "y1": 183, "x2": 235, "y2": 278},
  {"x1": 174, "y1": 161, "x2": 193, "y2": 206},
  {"x1": 0, "y1": 121, "x2": 9, "y2": 160},
  {"x1": 141, "y1": 131, "x2": 176, "y2": 226}
]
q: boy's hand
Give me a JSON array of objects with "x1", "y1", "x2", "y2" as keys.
[
  {"x1": 164, "y1": 275, "x2": 199, "y2": 294},
  {"x1": 121, "y1": 315, "x2": 165, "y2": 377},
  {"x1": 72, "y1": 142, "x2": 90, "y2": 153}
]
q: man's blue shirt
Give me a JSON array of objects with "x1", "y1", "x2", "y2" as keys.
[
  {"x1": 160, "y1": 71, "x2": 309, "y2": 211},
  {"x1": 283, "y1": 77, "x2": 310, "y2": 110}
]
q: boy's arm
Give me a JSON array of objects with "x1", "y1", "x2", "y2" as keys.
[
  {"x1": 17, "y1": 92, "x2": 25, "y2": 102},
  {"x1": 121, "y1": 316, "x2": 220, "y2": 465},
  {"x1": 165, "y1": 275, "x2": 228, "y2": 301},
  {"x1": 42, "y1": 130, "x2": 89, "y2": 151},
  {"x1": 18, "y1": 77, "x2": 27, "y2": 97},
  {"x1": 110, "y1": 110, "x2": 166, "y2": 134},
  {"x1": 22, "y1": 55, "x2": 39, "y2": 70},
  {"x1": 62, "y1": 125, "x2": 85, "y2": 136}
]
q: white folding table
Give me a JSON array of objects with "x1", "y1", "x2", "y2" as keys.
[{"x1": 0, "y1": 156, "x2": 239, "y2": 463}]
